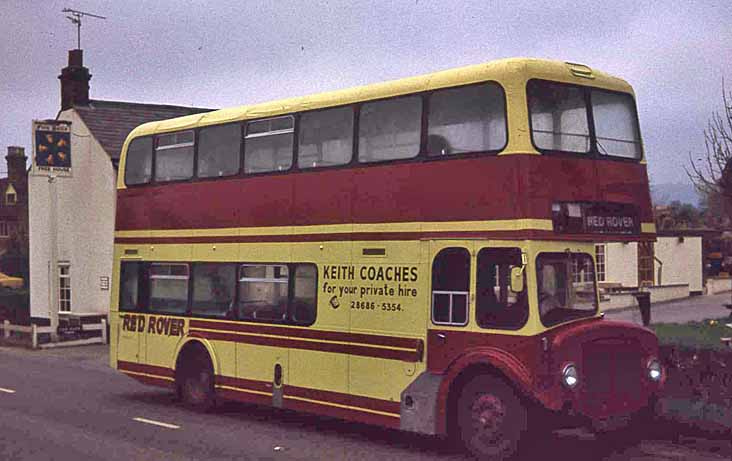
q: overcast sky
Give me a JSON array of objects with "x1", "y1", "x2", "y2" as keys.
[{"x1": 2, "y1": 1, "x2": 731, "y2": 185}]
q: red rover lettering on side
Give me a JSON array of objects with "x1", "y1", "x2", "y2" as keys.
[{"x1": 121, "y1": 314, "x2": 184, "y2": 337}]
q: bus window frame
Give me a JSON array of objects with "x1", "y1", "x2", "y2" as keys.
[
  {"x1": 243, "y1": 115, "x2": 296, "y2": 175},
  {"x1": 424, "y1": 81, "x2": 509, "y2": 158},
  {"x1": 536, "y1": 251, "x2": 599, "y2": 328},
  {"x1": 122, "y1": 80, "x2": 510, "y2": 188},
  {"x1": 526, "y1": 79, "x2": 644, "y2": 162},
  {"x1": 196, "y1": 122, "x2": 244, "y2": 180},
  {"x1": 153, "y1": 130, "x2": 197, "y2": 184}
]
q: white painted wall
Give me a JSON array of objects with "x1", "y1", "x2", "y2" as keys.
[
  {"x1": 605, "y1": 242, "x2": 638, "y2": 287},
  {"x1": 654, "y1": 236, "x2": 703, "y2": 293},
  {"x1": 29, "y1": 110, "x2": 116, "y2": 319}
]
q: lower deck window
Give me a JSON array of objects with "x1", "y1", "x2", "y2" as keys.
[
  {"x1": 192, "y1": 263, "x2": 236, "y2": 318},
  {"x1": 149, "y1": 263, "x2": 189, "y2": 314},
  {"x1": 238, "y1": 265, "x2": 289, "y2": 321},
  {"x1": 431, "y1": 248, "x2": 470, "y2": 326}
]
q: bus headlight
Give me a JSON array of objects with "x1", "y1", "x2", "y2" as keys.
[
  {"x1": 647, "y1": 358, "x2": 662, "y2": 382},
  {"x1": 562, "y1": 363, "x2": 579, "y2": 389}
]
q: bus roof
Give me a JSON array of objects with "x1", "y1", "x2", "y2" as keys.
[{"x1": 126, "y1": 57, "x2": 634, "y2": 139}]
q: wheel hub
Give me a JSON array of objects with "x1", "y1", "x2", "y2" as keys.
[{"x1": 471, "y1": 393, "x2": 507, "y2": 441}]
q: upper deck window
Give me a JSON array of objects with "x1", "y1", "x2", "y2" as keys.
[
  {"x1": 198, "y1": 124, "x2": 241, "y2": 178},
  {"x1": 528, "y1": 80, "x2": 642, "y2": 160},
  {"x1": 124, "y1": 137, "x2": 153, "y2": 185},
  {"x1": 427, "y1": 83, "x2": 507, "y2": 156},
  {"x1": 155, "y1": 131, "x2": 195, "y2": 182},
  {"x1": 359, "y1": 96, "x2": 421, "y2": 163},
  {"x1": 244, "y1": 116, "x2": 294, "y2": 173},
  {"x1": 298, "y1": 106, "x2": 353, "y2": 169},
  {"x1": 591, "y1": 90, "x2": 642, "y2": 159},
  {"x1": 528, "y1": 81, "x2": 590, "y2": 154}
]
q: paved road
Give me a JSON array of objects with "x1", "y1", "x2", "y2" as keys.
[
  {"x1": 1, "y1": 345, "x2": 730, "y2": 460},
  {"x1": 604, "y1": 292, "x2": 732, "y2": 325}
]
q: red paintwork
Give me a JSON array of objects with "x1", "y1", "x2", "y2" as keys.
[
  {"x1": 428, "y1": 317, "x2": 662, "y2": 434},
  {"x1": 116, "y1": 155, "x2": 654, "y2": 240}
]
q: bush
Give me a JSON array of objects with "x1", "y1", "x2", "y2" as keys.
[{"x1": 0, "y1": 287, "x2": 30, "y2": 325}]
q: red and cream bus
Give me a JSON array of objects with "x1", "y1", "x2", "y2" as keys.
[{"x1": 111, "y1": 58, "x2": 663, "y2": 459}]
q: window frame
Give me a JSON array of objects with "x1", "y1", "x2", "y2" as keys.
[
  {"x1": 297, "y1": 104, "x2": 356, "y2": 170},
  {"x1": 425, "y1": 81, "x2": 509, "y2": 158},
  {"x1": 526, "y1": 79, "x2": 643, "y2": 162},
  {"x1": 195, "y1": 122, "x2": 243, "y2": 180},
  {"x1": 475, "y1": 247, "x2": 529, "y2": 331},
  {"x1": 58, "y1": 262, "x2": 71, "y2": 313},
  {"x1": 243, "y1": 115, "x2": 296, "y2": 175},
  {"x1": 536, "y1": 252, "x2": 599, "y2": 328},
  {"x1": 431, "y1": 247, "x2": 471, "y2": 327},
  {"x1": 595, "y1": 244, "x2": 606, "y2": 282},
  {"x1": 153, "y1": 130, "x2": 196, "y2": 183},
  {"x1": 122, "y1": 80, "x2": 512, "y2": 187},
  {"x1": 148, "y1": 262, "x2": 191, "y2": 315}
]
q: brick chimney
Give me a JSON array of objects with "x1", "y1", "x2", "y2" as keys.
[
  {"x1": 6, "y1": 146, "x2": 27, "y2": 184},
  {"x1": 58, "y1": 49, "x2": 92, "y2": 111}
]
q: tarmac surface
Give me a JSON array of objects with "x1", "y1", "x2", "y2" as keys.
[{"x1": 1, "y1": 293, "x2": 731, "y2": 460}]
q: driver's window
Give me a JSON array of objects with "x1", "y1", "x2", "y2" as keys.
[{"x1": 476, "y1": 248, "x2": 528, "y2": 330}]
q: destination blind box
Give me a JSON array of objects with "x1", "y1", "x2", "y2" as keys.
[{"x1": 552, "y1": 201, "x2": 640, "y2": 235}]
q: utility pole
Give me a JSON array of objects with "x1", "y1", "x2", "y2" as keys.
[{"x1": 62, "y1": 8, "x2": 106, "y2": 49}]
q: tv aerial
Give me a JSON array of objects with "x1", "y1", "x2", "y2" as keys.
[{"x1": 62, "y1": 8, "x2": 106, "y2": 49}]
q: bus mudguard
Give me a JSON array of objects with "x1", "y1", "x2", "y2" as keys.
[
  {"x1": 175, "y1": 332, "x2": 221, "y2": 378},
  {"x1": 434, "y1": 347, "x2": 533, "y2": 435}
]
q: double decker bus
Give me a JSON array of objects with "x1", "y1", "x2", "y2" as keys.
[{"x1": 111, "y1": 58, "x2": 663, "y2": 459}]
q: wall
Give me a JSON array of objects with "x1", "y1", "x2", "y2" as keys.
[
  {"x1": 707, "y1": 277, "x2": 732, "y2": 294},
  {"x1": 600, "y1": 284, "x2": 690, "y2": 311},
  {"x1": 655, "y1": 236, "x2": 703, "y2": 294},
  {"x1": 29, "y1": 110, "x2": 116, "y2": 320},
  {"x1": 605, "y1": 242, "x2": 638, "y2": 287}
]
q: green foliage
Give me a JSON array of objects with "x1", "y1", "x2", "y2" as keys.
[{"x1": 652, "y1": 317, "x2": 732, "y2": 350}]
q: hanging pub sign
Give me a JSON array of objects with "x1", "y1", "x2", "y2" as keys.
[{"x1": 32, "y1": 119, "x2": 72, "y2": 176}]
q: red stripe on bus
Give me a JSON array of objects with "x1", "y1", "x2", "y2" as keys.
[
  {"x1": 116, "y1": 156, "x2": 654, "y2": 231},
  {"x1": 283, "y1": 398, "x2": 400, "y2": 429},
  {"x1": 189, "y1": 329, "x2": 420, "y2": 362},
  {"x1": 189, "y1": 319, "x2": 422, "y2": 351},
  {"x1": 216, "y1": 387, "x2": 272, "y2": 406},
  {"x1": 216, "y1": 375, "x2": 273, "y2": 394},
  {"x1": 118, "y1": 360, "x2": 175, "y2": 378},
  {"x1": 121, "y1": 371, "x2": 175, "y2": 389},
  {"x1": 284, "y1": 384, "x2": 401, "y2": 416}
]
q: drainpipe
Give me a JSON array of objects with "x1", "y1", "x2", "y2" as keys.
[{"x1": 654, "y1": 256, "x2": 663, "y2": 286}]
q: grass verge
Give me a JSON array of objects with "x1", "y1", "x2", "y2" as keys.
[{"x1": 652, "y1": 317, "x2": 732, "y2": 350}]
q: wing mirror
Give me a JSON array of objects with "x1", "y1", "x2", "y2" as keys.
[
  {"x1": 510, "y1": 267, "x2": 524, "y2": 293},
  {"x1": 510, "y1": 252, "x2": 528, "y2": 293}
]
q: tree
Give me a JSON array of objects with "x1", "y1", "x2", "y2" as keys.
[{"x1": 686, "y1": 85, "x2": 732, "y2": 222}]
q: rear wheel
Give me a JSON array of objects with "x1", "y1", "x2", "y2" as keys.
[
  {"x1": 178, "y1": 348, "x2": 216, "y2": 412},
  {"x1": 456, "y1": 374, "x2": 527, "y2": 460}
]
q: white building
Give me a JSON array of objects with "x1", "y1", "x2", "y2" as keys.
[
  {"x1": 596, "y1": 232, "x2": 703, "y2": 310},
  {"x1": 29, "y1": 49, "x2": 208, "y2": 328}
]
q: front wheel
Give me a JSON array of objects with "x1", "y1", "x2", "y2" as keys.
[
  {"x1": 456, "y1": 374, "x2": 527, "y2": 460},
  {"x1": 178, "y1": 349, "x2": 216, "y2": 412}
]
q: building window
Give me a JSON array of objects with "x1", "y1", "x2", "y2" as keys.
[
  {"x1": 244, "y1": 116, "x2": 294, "y2": 173},
  {"x1": 5, "y1": 192, "x2": 16, "y2": 205},
  {"x1": 595, "y1": 244, "x2": 606, "y2": 282},
  {"x1": 155, "y1": 131, "x2": 195, "y2": 182},
  {"x1": 638, "y1": 242, "x2": 655, "y2": 286},
  {"x1": 0, "y1": 222, "x2": 8, "y2": 237},
  {"x1": 59, "y1": 263, "x2": 71, "y2": 312},
  {"x1": 359, "y1": 96, "x2": 422, "y2": 163}
]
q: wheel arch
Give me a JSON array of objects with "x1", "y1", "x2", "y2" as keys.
[
  {"x1": 173, "y1": 336, "x2": 220, "y2": 380},
  {"x1": 437, "y1": 348, "x2": 534, "y2": 436}
]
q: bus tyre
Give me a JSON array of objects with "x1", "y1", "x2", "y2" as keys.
[
  {"x1": 456, "y1": 375, "x2": 527, "y2": 460},
  {"x1": 179, "y1": 349, "x2": 216, "y2": 412}
]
